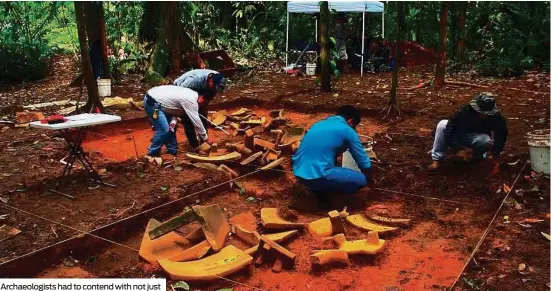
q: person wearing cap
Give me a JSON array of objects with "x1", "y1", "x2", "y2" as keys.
[
  {"x1": 292, "y1": 105, "x2": 372, "y2": 200},
  {"x1": 173, "y1": 69, "x2": 226, "y2": 147},
  {"x1": 428, "y1": 93, "x2": 508, "y2": 171},
  {"x1": 143, "y1": 85, "x2": 214, "y2": 157}
]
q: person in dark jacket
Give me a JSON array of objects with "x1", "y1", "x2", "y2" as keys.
[{"x1": 428, "y1": 93, "x2": 508, "y2": 171}]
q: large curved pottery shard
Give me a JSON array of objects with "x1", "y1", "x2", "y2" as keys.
[
  {"x1": 333, "y1": 232, "x2": 386, "y2": 255},
  {"x1": 367, "y1": 214, "x2": 412, "y2": 227},
  {"x1": 345, "y1": 214, "x2": 399, "y2": 234},
  {"x1": 261, "y1": 208, "x2": 306, "y2": 230},
  {"x1": 158, "y1": 245, "x2": 253, "y2": 281},
  {"x1": 194, "y1": 205, "x2": 231, "y2": 252},
  {"x1": 186, "y1": 152, "x2": 242, "y2": 163},
  {"x1": 139, "y1": 219, "x2": 210, "y2": 265}
]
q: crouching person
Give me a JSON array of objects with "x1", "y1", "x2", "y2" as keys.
[
  {"x1": 428, "y1": 93, "x2": 508, "y2": 171},
  {"x1": 144, "y1": 85, "x2": 213, "y2": 157},
  {"x1": 292, "y1": 105, "x2": 372, "y2": 198}
]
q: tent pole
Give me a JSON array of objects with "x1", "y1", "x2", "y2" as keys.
[
  {"x1": 361, "y1": 11, "x2": 365, "y2": 77},
  {"x1": 382, "y1": 11, "x2": 385, "y2": 39},
  {"x1": 286, "y1": 11, "x2": 289, "y2": 67},
  {"x1": 315, "y1": 18, "x2": 318, "y2": 42}
]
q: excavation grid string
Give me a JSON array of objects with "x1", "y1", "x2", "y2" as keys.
[
  {"x1": 1, "y1": 151, "x2": 478, "y2": 289},
  {"x1": 0, "y1": 168, "x2": 267, "y2": 290},
  {"x1": 448, "y1": 161, "x2": 528, "y2": 290},
  {"x1": 0, "y1": 167, "x2": 262, "y2": 260}
]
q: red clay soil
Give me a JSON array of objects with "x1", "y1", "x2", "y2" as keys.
[{"x1": 0, "y1": 65, "x2": 549, "y2": 291}]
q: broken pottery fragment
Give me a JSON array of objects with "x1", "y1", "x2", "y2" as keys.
[
  {"x1": 260, "y1": 157, "x2": 286, "y2": 171},
  {"x1": 346, "y1": 214, "x2": 399, "y2": 234},
  {"x1": 261, "y1": 208, "x2": 306, "y2": 230},
  {"x1": 158, "y1": 245, "x2": 252, "y2": 281},
  {"x1": 139, "y1": 219, "x2": 210, "y2": 265},
  {"x1": 310, "y1": 250, "x2": 350, "y2": 265},
  {"x1": 333, "y1": 232, "x2": 386, "y2": 255},
  {"x1": 186, "y1": 152, "x2": 241, "y2": 163},
  {"x1": 367, "y1": 214, "x2": 412, "y2": 227}
]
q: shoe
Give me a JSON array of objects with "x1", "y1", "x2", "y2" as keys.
[{"x1": 427, "y1": 160, "x2": 441, "y2": 171}]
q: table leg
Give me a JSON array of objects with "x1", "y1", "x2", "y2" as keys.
[{"x1": 52, "y1": 128, "x2": 117, "y2": 197}]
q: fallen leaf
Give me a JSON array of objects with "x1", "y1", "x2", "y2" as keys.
[
  {"x1": 518, "y1": 263, "x2": 527, "y2": 271},
  {"x1": 542, "y1": 232, "x2": 550, "y2": 241},
  {"x1": 503, "y1": 183, "x2": 512, "y2": 194},
  {"x1": 514, "y1": 200, "x2": 523, "y2": 210},
  {"x1": 174, "y1": 166, "x2": 183, "y2": 171},
  {"x1": 97, "y1": 169, "x2": 107, "y2": 175},
  {"x1": 171, "y1": 281, "x2": 190, "y2": 291},
  {"x1": 503, "y1": 215, "x2": 510, "y2": 223},
  {"x1": 160, "y1": 186, "x2": 168, "y2": 192}
]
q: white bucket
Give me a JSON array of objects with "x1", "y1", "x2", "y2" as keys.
[
  {"x1": 97, "y1": 79, "x2": 111, "y2": 98},
  {"x1": 306, "y1": 63, "x2": 316, "y2": 76},
  {"x1": 342, "y1": 136, "x2": 374, "y2": 171},
  {"x1": 527, "y1": 129, "x2": 550, "y2": 175}
]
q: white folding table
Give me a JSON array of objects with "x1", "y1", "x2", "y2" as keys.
[{"x1": 30, "y1": 113, "x2": 122, "y2": 198}]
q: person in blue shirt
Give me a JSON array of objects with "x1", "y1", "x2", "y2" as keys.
[{"x1": 292, "y1": 105, "x2": 372, "y2": 196}]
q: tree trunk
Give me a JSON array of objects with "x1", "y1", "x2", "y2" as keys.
[
  {"x1": 75, "y1": 2, "x2": 103, "y2": 113},
  {"x1": 144, "y1": 20, "x2": 169, "y2": 85},
  {"x1": 98, "y1": 2, "x2": 110, "y2": 78},
  {"x1": 456, "y1": 1, "x2": 466, "y2": 61},
  {"x1": 221, "y1": 2, "x2": 234, "y2": 30},
  {"x1": 450, "y1": 2, "x2": 458, "y2": 60},
  {"x1": 161, "y1": 1, "x2": 185, "y2": 74},
  {"x1": 416, "y1": 1, "x2": 422, "y2": 43},
  {"x1": 144, "y1": 2, "x2": 194, "y2": 84},
  {"x1": 83, "y1": 2, "x2": 110, "y2": 79},
  {"x1": 139, "y1": 2, "x2": 159, "y2": 44},
  {"x1": 434, "y1": 2, "x2": 448, "y2": 87},
  {"x1": 388, "y1": 2, "x2": 402, "y2": 110},
  {"x1": 320, "y1": 1, "x2": 331, "y2": 92}
]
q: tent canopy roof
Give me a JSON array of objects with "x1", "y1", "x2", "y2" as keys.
[{"x1": 287, "y1": 1, "x2": 384, "y2": 14}]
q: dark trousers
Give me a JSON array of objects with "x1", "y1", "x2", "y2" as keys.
[{"x1": 181, "y1": 108, "x2": 209, "y2": 148}]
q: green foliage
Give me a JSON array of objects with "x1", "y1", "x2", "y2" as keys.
[
  {"x1": 471, "y1": 2, "x2": 550, "y2": 76},
  {"x1": 0, "y1": 2, "x2": 61, "y2": 80}
]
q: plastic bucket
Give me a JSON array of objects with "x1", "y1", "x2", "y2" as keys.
[
  {"x1": 527, "y1": 129, "x2": 550, "y2": 175},
  {"x1": 342, "y1": 136, "x2": 374, "y2": 171},
  {"x1": 97, "y1": 79, "x2": 111, "y2": 98},
  {"x1": 306, "y1": 63, "x2": 316, "y2": 76}
]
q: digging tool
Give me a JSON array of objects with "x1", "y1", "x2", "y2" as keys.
[
  {"x1": 199, "y1": 113, "x2": 231, "y2": 136},
  {"x1": 148, "y1": 204, "x2": 230, "y2": 252}
]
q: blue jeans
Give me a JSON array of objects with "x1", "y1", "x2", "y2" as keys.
[
  {"x1": 431, "y1": 120, "x2": 492, "y2": 161},
  {"x1": 298, "y1": 167, "x2": 367, "y2": 195},
  {"x1": 144, "y1": 96, "x2": 177, "y2": 156}
]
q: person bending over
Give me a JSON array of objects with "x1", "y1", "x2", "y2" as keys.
[
  {"x1": 292, "y1": 105, "x2": 372, "y2": 196},
  {"x1": 428, "y1": 92, "x2": 508, "y2": 171},
  {"x1": 143, "y1": 85, "x2": 214, "y2": 157}
]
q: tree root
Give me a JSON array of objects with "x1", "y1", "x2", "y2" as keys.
[{"x1": 381, "y1": 103, "x2": 401, "y2": 120}]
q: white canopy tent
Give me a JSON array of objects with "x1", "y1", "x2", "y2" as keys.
[{"x1": 286, "y1": 1, "x2": 385, "y2": 76}]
